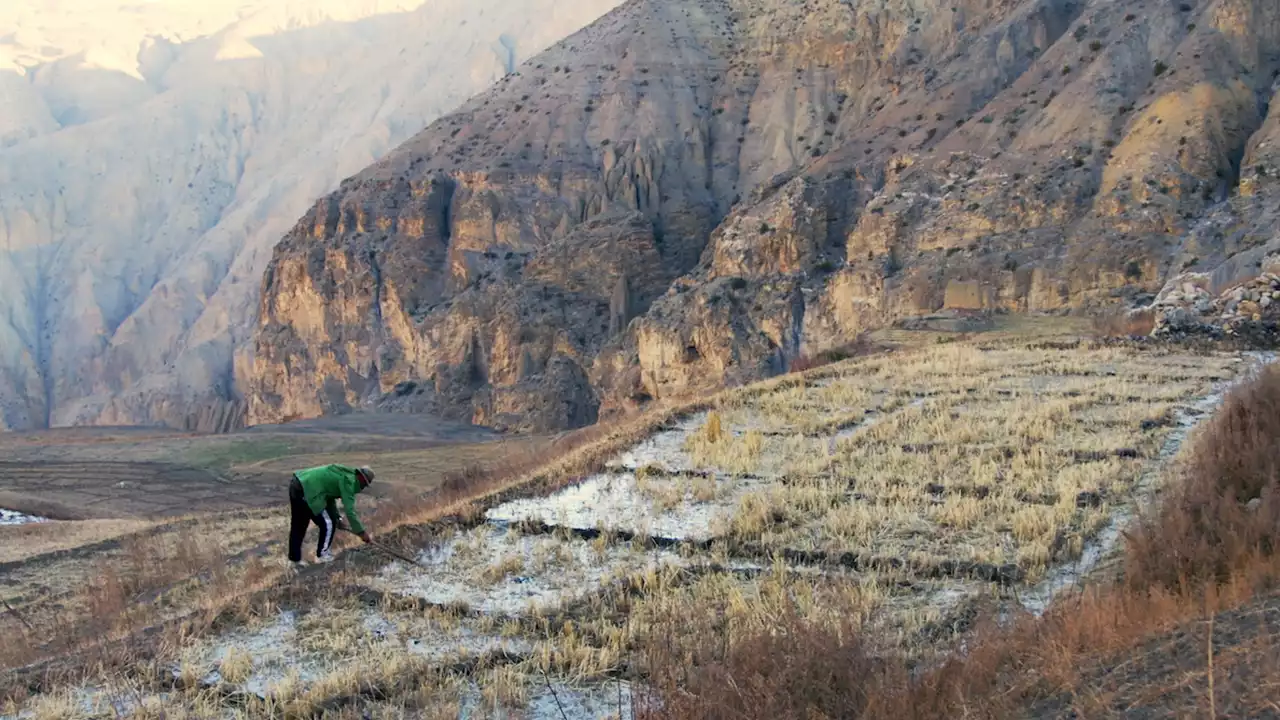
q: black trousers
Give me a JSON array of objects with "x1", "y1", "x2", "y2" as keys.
[{"x1": 288, "y1": 476, "x2": 342, "y2": 562}]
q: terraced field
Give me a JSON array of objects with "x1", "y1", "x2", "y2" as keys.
[
  {"x1": 1, "y1": 337, "x2": 1270, "y2": 719},
  {"x1": 0, "y1": 462, "x2": 257, "y2": 520},
  {"x1": 0, "y1": 414, "x2": 537, "y2": 521}
]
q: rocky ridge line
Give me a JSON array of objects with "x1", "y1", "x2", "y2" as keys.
[{"x1": 249, "y1": 0, "x2": 1280, "y2": 432}]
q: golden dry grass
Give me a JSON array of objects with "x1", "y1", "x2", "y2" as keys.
[
  {"x1": 0, "y1": 509, "x2": 290, "y2": 676},
  {"x1": 0, "y1": 518, "x2": 156, "y2": 564},
  {"x1": 706, "y1": 343, "x2": 1241, "y2": 582},
  {"x1": 627, "y1": 357, "x2": 1280, "y2": 720},
  {"x1": 1, "y1": 322, "x2": 1266, "y2": 719}
]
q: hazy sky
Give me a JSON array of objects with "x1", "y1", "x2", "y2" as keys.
[{"x1": 1, "y1": 0, "x2": 429, "y2": 75}]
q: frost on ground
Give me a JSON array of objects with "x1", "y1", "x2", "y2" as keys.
[
  {"x1": 372, "y1": 523, "x2": 685, "y2": 614},
  {"x1": 484, "y1": 471, "x2": 768, "y2": 542},
  {"x1": 484, "y1": 410, "x2": 908, "y2": 543},
  {"x1": 6, "y1": 341, "x2": 1268, "y2": 718},
  {"x1": 0, "y1": 687, "x2": 165, "y2": 720},
  {"x1": 178, "y1": 610, "x2": 310, "y2": 699},
  {"x1": 170, "y1": 607, "x2": 534, "y2": 700},
  {"x1": 611, "y1": 413, "x2": 712, "y2": 474},
  {"x1": 0, "y1": 509, "x2": 45, "y2": 525},
  {"x1": 494, "y1": 345, "x2": 1256, "y2": 592}
]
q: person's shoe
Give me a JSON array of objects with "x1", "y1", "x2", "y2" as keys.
[{"x1": 315, "y1": 551, "x2": 335, "y2": 564}]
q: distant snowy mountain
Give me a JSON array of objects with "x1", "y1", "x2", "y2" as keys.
[{"x1": 0, "y1": 0, "x2": 624, "y2": 430}]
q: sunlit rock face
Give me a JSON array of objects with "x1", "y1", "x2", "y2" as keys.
[
  {"x1": 0, "y1": 0, "x2": 625, "y2": 430},
  {"x1": 249, "y1": 0, "x2": 1280, "y2": 430},
  {"x1": 7, "y1": 0, "x2": 1280, "y2": 434}
]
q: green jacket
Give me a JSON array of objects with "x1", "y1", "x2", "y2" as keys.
[{"x1": 294, "y1": 464, "x2": 366, "y2": 534}]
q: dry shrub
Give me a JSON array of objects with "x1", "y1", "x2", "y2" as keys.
[
  {"x1": 1091, "y1": 308, "x2": 1155, "y2": 338},
  {"x1": 1126, "y1": 362, "x2": 1280, "y2": 591},
  {"x1": 787, "y1": 354, "x2": 821, "y2": 373},
  {"x1": 78, "y1": 529, "x2": 224, "y2": 630},
  {"x1": 439, "y1": 463, "x2": 490, "y2": 498},
  {"x1": 639, "y1": 602, "x2": 898, "y2": 720}
]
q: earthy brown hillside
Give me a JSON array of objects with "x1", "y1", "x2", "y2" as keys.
[{"x1": 248, "y1": 0, "x2": 1280, "y2": 431}]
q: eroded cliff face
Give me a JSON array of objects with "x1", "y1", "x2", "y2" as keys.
[
  {"x1": 250, "y1": 0, "x2": 1280, "y2": 430},
  {"x1": 253, "y1": 189, "x2": 668, "y2": 430}
]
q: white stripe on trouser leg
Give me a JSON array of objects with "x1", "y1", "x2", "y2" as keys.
[{"x1": 319, "y1": 512, "x2": 333, "y2": 555}]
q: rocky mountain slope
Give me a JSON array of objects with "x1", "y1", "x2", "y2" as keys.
[
  {"x1": 249, "y1": 0, "x2": 1280, "y2": 432},
  {"x1": 0, "y1": 0, "x2": 625, "y2": 431}
]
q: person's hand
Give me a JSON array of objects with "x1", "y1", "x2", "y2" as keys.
[{"x1": 359, "y1": 531, "x2": 373, "y2": 544}]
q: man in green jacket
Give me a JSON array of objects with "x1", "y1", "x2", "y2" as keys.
[{"x1": 287, "y1": 463, "x2": 375, "y2": 567}]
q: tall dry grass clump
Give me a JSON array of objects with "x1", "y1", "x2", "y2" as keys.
[
  {"x1": 638, "y1": 604, "x2": 894, "y2": 720},
  {"x1": 1125, "y1": 363, "x2": 1280, "y2": 591}
]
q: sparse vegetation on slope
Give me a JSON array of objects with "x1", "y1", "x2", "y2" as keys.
[
  {"x1": 718, "y1": 345, "x2": 1237, "y2": 582},
  {"x1": 640, "y1": 353, "x2": 1280, "y2": 720},
  {"x1": 250, "y1": 0, "x2": 1280, "y2": 443},
  {"x1": 5, "y1": 325, "x2": 1275, "y2": 719}
]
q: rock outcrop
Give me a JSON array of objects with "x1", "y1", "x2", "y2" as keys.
[
  {"x1": 250, "y1": 0, "x2": 1280, "y2": 430},
  {"x1": 1149, "y1": 270, "x2": 1280, "y2": 342}
]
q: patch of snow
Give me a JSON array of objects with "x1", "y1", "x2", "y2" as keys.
[
  {"x1": 189, "y1": 610, "x2": 315, "y2": 698},
  {"x1": 26, "y1": 608, "x2": 531, "y2": 715},
  {"x1": 13, "y1": 615, "x2": 309, "y2": 716},
  {"x1": 373, "y1": 524, "x2": 685, "y2": 614},
  {"x1": 0, "y1": 686, "x2": 167, "y2": 720},
  {"x1": 612, "y1": 412, "x2": 711, "y2": 474},
  {"x1": 485, "y1": 471, "x2": 770, "y2": 542},
  {"x1": 0, "y1": 508, "x2": 46, "y2": 525},
  {"x1": 489, "y1": 396, "x2": 924, "y2": 540},
  {"x1": 524, "y1": 680, "x2": 647, "y2": 720},
  {"x1": 354, "y1": 607, "x2": 534, "y2": 662},
  {"x1": 405, "y1": 624, "x2": 534, "y2": 664},
  {"x1": 181, "y1": 607, "x2": 531, "y2": 699}
]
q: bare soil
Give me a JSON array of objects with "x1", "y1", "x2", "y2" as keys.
[
  {"x1": 0, "y1": 461, "x2": 268, "y2": 520},
  {"x1": 0, "y1": 413, "x2": 533, "y2": 520}
]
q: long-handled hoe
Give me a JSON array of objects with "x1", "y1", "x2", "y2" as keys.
[
  {"x1": 337, "y1": 527, "x2": 430, "y2": 571},
  {"x1": 3, "y1": 597, "x2": 34, "y2": 631}
]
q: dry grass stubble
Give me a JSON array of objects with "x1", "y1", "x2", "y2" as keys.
[
  {"x1": 638, "y1": 353, "x2": 1280, "y2": 719},
  {"x1": 3, "y1": 333, "x2": 1270, "y2": 718}
]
